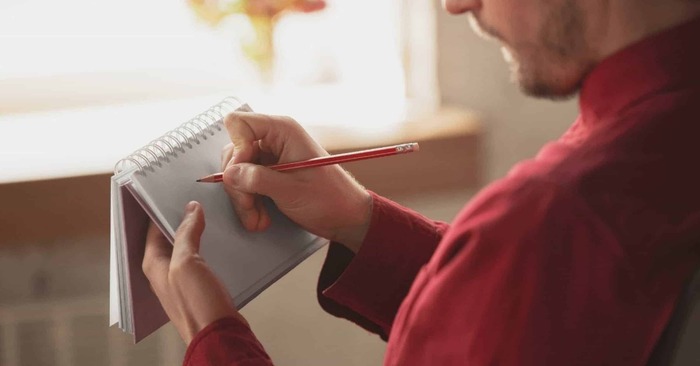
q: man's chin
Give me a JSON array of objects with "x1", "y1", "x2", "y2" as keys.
[
  {"x1": 516, "y1": 72, "x2": 581, "y2": 100},
  {"x1": 502, "y1": 48, "x2": 581, "y2": 100}
]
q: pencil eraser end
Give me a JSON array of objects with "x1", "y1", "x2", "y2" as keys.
[{"x1": 411, "y1": 142, "x2": 420, "y2": 152}]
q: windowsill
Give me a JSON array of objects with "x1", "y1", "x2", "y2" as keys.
[
  {"x1": 0, "y1": 91, "x2": 431, "y2": 184},
  {"x1": 0, "y1": 102, "x2": 481, "y2": 245}
]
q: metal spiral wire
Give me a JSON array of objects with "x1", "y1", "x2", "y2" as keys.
[{"x1": 114, "y1": 96, "x2": 242, "y2": 174}]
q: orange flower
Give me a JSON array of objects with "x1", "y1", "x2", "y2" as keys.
[
  {"x1": 186, "y1": 0, "x2": 327, "y2": 82},
  {"x1": 187, "y1": 0, "x2": 326, "y2": 25},
  {"x1": 244, "y1": 0, "x2": 326, "y2": 18},
  {"x1": 291, "y1": 0, "x2": 326, "y2": 13}
]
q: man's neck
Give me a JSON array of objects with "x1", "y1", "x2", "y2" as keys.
[{"x1": 594, "y1": 2, "x2": 700, "y2": 62}]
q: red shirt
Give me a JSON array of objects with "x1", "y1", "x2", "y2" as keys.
[{"x1": 184, "y1": 17, "x2": 700, "y2": 366}]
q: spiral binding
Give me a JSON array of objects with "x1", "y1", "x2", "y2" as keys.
[{"x1": 114, "y1": 96, "x2": 242, "y2": 175}]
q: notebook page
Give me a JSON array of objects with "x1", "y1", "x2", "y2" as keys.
[
  {"x1": 112, "y1": 170, "x2": 138, "y2": 330},
  {"x1": 109, "y1": 178, "x2": 120, "y2": 326}
]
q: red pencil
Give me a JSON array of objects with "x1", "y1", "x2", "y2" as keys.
[{"x1": 196, "y1": 142, "x2": 420, "y2": 183}]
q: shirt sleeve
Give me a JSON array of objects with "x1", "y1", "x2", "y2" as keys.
[
  {"x1": 380, "y1": 175, "x2": 690, "y2": 365},
  {"x1": 317, "y1": 191, "x2": 450, "y2": 340},
  {"x1": 183, "y1": 316, "x2": 272, "y2": 366}
]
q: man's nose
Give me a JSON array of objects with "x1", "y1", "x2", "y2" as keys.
[{"x1": 442, "y1": 0, "x2": 481, "y2": 14}]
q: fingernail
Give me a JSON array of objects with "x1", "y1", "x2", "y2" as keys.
[
  {"x1": 224, "y1": 165, "x2": 241, "y2": 186},
  {"x1": 185, "y1": 201, "x2": 198, "y2": 214}
]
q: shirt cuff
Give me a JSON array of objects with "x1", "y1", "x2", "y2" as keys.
[
  {"x1": 317, "y1": 191, "x2": 446, "y2": 338},
  {"x1": 184, "y1": 316, "x2": 271, "y2": 366}
]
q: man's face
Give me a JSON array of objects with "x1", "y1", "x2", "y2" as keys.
[{"x1": 443, "y1": 0, "x2": 598, "y2": 99}]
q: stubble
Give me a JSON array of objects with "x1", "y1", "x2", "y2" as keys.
[{"x1": 468, "y1": 0, "x2": 595, "y2": 99}]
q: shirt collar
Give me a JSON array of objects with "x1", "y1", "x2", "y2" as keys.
[{"x1": 579, "y1": 16, "x2": 700, "y2": 125}]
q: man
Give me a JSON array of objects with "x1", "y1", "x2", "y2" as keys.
[{"x1": 141, "y1": 0, "x2": 700, "y2": 364}]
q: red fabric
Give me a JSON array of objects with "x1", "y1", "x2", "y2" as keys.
[
  {"x1": 184, "y1": 317, "x2": 271, "y2": 366},
  {"x1": 184, "y1": 17, "x2": 700, "y2": 365},
  {"x1": 318, "y1": 191, "x2": 449, "y2": 339}
]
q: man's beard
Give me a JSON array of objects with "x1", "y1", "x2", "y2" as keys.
[{"x1": 468, "y1": 1, "x2": 593, "y2": 99}]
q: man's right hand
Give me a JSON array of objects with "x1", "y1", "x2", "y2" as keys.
[{"x1": 221, "y1": 112, "x2": 372, "y2": 253}]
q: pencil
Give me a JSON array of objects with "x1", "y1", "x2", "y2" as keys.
[{"x1": 196, "y1": 142, "x2": 420, "y2": 183}]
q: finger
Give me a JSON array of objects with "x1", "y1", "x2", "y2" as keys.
[
  {"x1": 223, "y1": 185, "x2": 269, "y2": 232},
  {"x1": 221, "y1": 142, "x2": 234, "y2": 171},
  {"x1": 257, "y1": 140, "x2": 279, "y2": 165},
  {"x1": 224, "y1": 163, "x2": 301, "y2": 204},
  {"x1": 223, "y1": 183, "x2": 262, "y2": 231},
  {"x1": 224, "y1": 112, "x2": 269, "y2": 165},
  {"x1": 254, "y1": 197, "x2": 271, "y2": 231},
  {"x1": 222, "y1": 139, "x2": 261, "y2": 232},
  {"x1": 143, "y1": 222, "x2": 172, "y2": 290},
  {"x1": 224, "y1": 112, "x2": 321, "y2": 162},
  {"x1": 172, "y1": 201, "x2": 206, "y2": 262},
  {"x1": 230, "y1": 139, "x2": 261, "y2": 166},
  {"x1": 222, "y1": 138, "x2": 262, "y2": 231}
]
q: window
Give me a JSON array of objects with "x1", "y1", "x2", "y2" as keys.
[
  {"x1": 0, "y1": 0, "x2": 438, "y2": 126},
  {"x1": 1, "y1": 0, "x2": 438, "y2": 182}
]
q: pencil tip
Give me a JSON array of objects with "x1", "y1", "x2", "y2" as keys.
[{"x1": 196, "y1": 179, "x2": 202, "y2": 182}]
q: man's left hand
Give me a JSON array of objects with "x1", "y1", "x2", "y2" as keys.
[{"x1": 142, "y1": 201, "x2": 247, "y2": 344}]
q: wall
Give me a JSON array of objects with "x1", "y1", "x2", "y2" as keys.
[{"x1": 436, "y1": 9, "x2": 579, "y2": 182}]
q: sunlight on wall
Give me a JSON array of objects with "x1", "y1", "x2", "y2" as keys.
[
  {"x1": 0, "y1": 0, "x2": 439, "y2": 183},
  {"x1": 0, "y1": 0, "x2": 407, "y2": 126}
]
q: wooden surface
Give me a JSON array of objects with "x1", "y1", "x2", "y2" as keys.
[{"x1": 0, "y1": 108, "x2": 481, "y2": 246}]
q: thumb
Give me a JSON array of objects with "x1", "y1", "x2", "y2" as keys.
[
  {"x1": 223, "y1": 163, "x2": 299, "y2": 203},
  {"x1": 173, "y1": 201, "x2": 206, "y2": 259}
]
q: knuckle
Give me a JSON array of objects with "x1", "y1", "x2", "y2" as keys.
[
  {"x1": 279, "y1": 116, "x2": 300, "y2": 130},
  {"x1": 245, "y1": 167, "x2": 263, "y2": 188},
  {"x1": 224, "y1": 113, "x2": 239, "y2": 128},
  {"x1": 141, "y1": 259, "x2": 153, "y2": 277},
  {"x1": 221, "y1": 143, "x2": 234, "y2": 156},
  {"x1": 142, "y1": 257, "x2": 161, "y2": 281}
]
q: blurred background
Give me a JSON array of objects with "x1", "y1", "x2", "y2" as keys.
[{"x1": 0, "y1": 0, "x2": 577, "y2": 365}]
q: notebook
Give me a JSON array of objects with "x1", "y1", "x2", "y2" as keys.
[{"x1": 109, "y1": 97, "x2": 327, "y2": 342}]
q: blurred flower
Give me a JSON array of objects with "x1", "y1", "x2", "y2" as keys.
[
  {"x1": 187, "y1": 0, "x2": 326, "y2": 83},
  {"x1": 187, "y1": 0, "x2": 326, "y2": 26}
]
